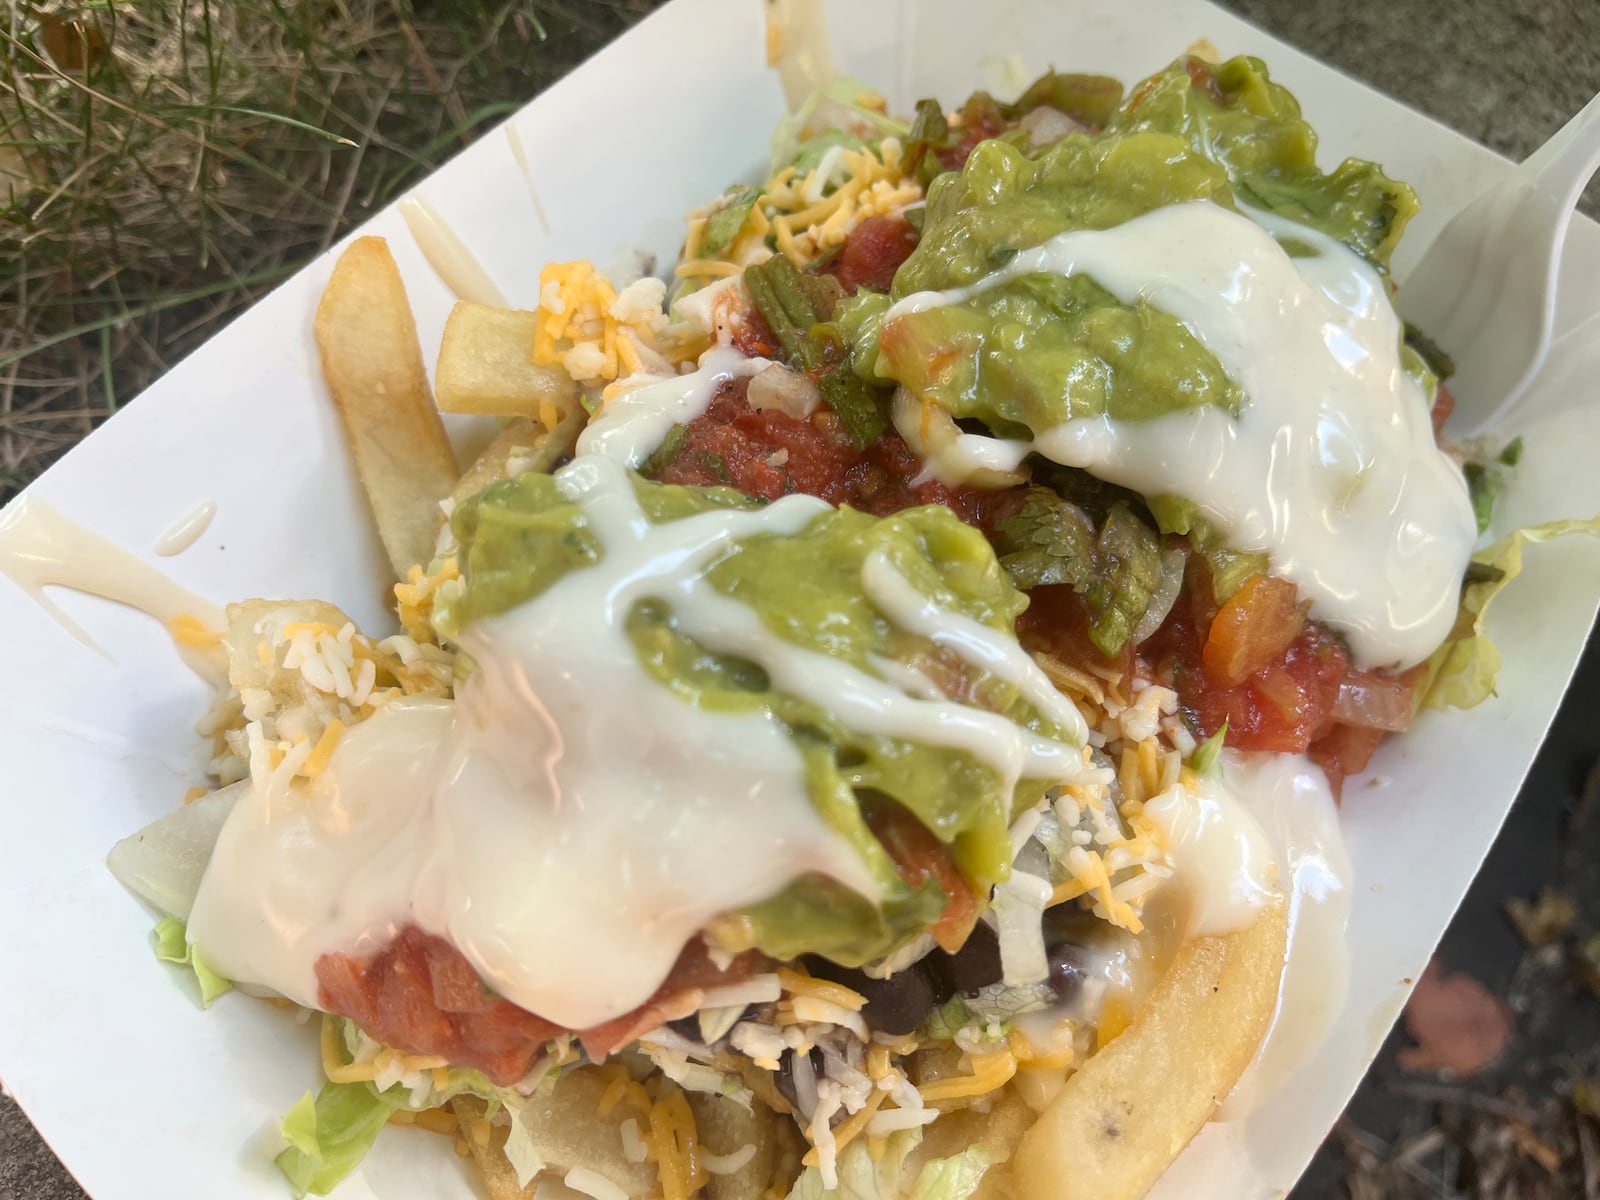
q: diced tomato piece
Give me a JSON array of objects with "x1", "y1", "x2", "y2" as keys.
[
  {"x1": 1202, "y1": 573, "x2": 1306, "y2": 687},
  {"x1": 730, "y1": 308, "x2": 782, "y2": 359},
  {"x1": 653, "y1": 376, "x2": 1012, "y2": 519},
  {"x1": 1430, "y1": 384, "x2": 1456, "y2": 440},
  {"x1": 314, "y1": 927, "x2": 763, "y2": 1086},
  {"x1": 1018, "y1": 582, "x2": 1138, "y2": 675},
  {"x1": 1185, "y1": 57, "x2": 1227, "y2": 105},
  {"x1": 937, "y1": 97, "x2": 1011, "y2": 170},
  {"x1": 1144, "y1": 583, "x2": 1351, "y2": 757},
  {"x1": 1308, "y1": 723, "x2": 1387, "y2": 798},
  {"x1": 867, "y1": 803, "x2": 979, "y2": 953},
  {"x1": 829, "y1": 215, "x2": 920, "y2": 295}
]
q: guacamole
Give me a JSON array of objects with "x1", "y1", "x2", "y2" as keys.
[
  {"x1": 437, "y1": 470, "x2": 1078, "y2": 966},
  {"x1": 856, "y1": 55, "x2": 1421, "y2": 437}
]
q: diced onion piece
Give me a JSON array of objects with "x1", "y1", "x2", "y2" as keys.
[
  {"x1": 1130, "y1": 546, "x2": 1188, "y2": 646},
  {"x1": 106, "y1": 782, "x2": 244, "y2": 921},
  {"x1": 1018, "y1": 105, "x2": 1088, "y2": 148},
  {"x1": 1332, "y1": 672, "x2": 1414, "y2": 731},
  {"x1": 746, "y1": 363, "x2": 821, "y2": 419}
]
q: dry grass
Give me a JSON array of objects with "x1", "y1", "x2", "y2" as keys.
[{"x1": 0, "y1": 0, "x2": 666, "y2": 501}]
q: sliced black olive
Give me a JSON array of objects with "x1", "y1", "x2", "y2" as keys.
[
  {"x1": 803, "y1": 956, "x2": 939, "y2": 1036},
  {"x1": 930, "y1": 920, "x2": 1004, "y2": 995}
]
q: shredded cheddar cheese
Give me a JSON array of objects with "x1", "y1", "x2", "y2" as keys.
[
  {"x1": 169, "y1": 613, "x2": 219, "y2": 647},
  {"x1": 777, "y1": 966, "x2": 867, "y2": 1011},
  {"x1": 300, "y1": 718, "x2": 345, "y2": 779},
  {"x1": 801, "y1": 1087, "x2": 887, "y2": 1166},
  {"x1": 916, "y1": 1050, "x2": 1018, "y2": 1104},
  {"x1": 533, "y1": 262, "x2": 691, "y2": 385}
]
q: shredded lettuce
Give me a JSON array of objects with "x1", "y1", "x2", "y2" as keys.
[
  {"x1": 276, "y1": 1083, "x2": 403, "y2": 1198},
  {"x1": 911, "y1": 1146, "x2": 996, "y2": 1200},
  {"x1": 700, "y1": 184, "x2": 761, "y2": 259},
  {"x1": 770, "y1": 77, "x2": 909, "y2": 174},
  {"x1": 152, "y1": 917, "x2": 232, "y2": 1007},
  {"x1": 1423, "y1": 515, "x2": 1600, "y2": 711},
  {"x1": 922, "y1": 995, "x2": 974, "y2": 1041},
  {"x1": 784, "y1": 1131, "x2": 994, "y2": 1200},
  {"x1": 1190, "y1": 722, "x2": 1228, "y2": 774}
]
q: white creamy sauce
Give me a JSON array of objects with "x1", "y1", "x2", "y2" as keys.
[
  {"x1": 154, "y1": 499, "x2": 216, "y2": 557},
  {"x1": 1144, "y1": 767, "x2": 1278, "y2": 938},
  {"x1": 188, "y1": 456, "x2": 1093, "y2": 1028},
  {"x1": 398, "y1": 195, "x2": 510, "y2": 307},
  {"x1": 504, "y1": 125, "x2": 551, "y2": 236},
  {"x1": 575, "y1": 348, "x2": 771, "y2": 467},
  {"x1": 1214, "y1": 751, "x2": 1353, "y2": 1119},
  {"x1": 861, "y1": 550, "x2": 1087, "y2": 745},
  {"x1": 883, "y1": 200, "x2": 1478, "y2": 669},
  {"x1": 0, "y1": 495, "x2": 225, "y2": 682}
]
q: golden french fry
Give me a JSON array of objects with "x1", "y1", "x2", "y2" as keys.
[
  {"x1": 436, "y1": 301, "x2": 578, "y2": 419},
  {"x1": 314, "y1": 236, "x2": 459, "y2": 579},
  {"x1": 1008, "y1": 903, "x2": 1289, "y2": 1200}
]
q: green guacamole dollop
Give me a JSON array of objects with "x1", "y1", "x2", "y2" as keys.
[
  {"x1": 435, "y1": 470, "x2": 1077, "y2": 967},
  {"x1": 857, "y1": 55, "x2": 1421, "y2": 435}
]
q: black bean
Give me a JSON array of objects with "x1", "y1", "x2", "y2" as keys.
[
  {"x1": 1040, "y1": 907, "x2": 1095, "y2": 1004},
  {"x1": 803, "y1": 956, "x2": 939, "y2": 1036},
  {"x1": 930, "y1": 921, "x2": 1004, "y2": 996},
  {"x1": 1043, "y1": 939, "x2": 1088, "y2": 1003}
]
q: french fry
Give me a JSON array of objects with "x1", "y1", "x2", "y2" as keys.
[
  {"x1": 1007, "y1": 902, "x2": 1290, "y2": 1200},
  {"x1": 314, "y1": 237, "x2": 459, "y2": 579},
  {"x1": 436, "y1": 301, "x2": 579, "y2": 420}
]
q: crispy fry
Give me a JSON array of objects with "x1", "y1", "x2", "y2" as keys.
[
  {"x1": 314, "y1": 237, "x2": 459, "y2": 579},
  {"x1": 1007, "y1": 902, "x2": 1290, "y2": 1200},
  {"x1": 436, "y1": 301, "x2": 579, "y2": 419}
]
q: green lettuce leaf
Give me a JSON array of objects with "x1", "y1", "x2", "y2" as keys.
[
  {"x1": 276, "y1": 1083, "x2": 403, "y2": 1198},
  {"x1": 152, "y1": 917, "x2": 231, "y2": 1007},
  {"x1": 770, "y1": 77, "x2": 909, "y2": 174},
  {"x1": 1423, "y1": 515, "x2": 1600, "y2": 711},
  {"x1": 911, "y1": 1146, "x2": 996, "y2": 1200},
  {"x1": 700, "y1": 184, "x2": 761, "y2": 259},
  {"x1": 783, "y1": 1131, "x2": 994, "y2": 1200},
  {"x1": 1190, "y1": 722, "x2": 1228, "y2": 774}
]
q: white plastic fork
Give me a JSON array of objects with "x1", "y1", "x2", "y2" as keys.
[{"x1": 1399, "y1": 90, "x2": 1600, "y2": 433}]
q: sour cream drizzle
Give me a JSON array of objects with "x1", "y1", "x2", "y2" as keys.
[
  {"x1": 398, "y1": 195, "x2": 510, "y2": 307},
  {"x1": 188, "y1": 456, "x2": 1092, "y2": 1028},
  {"x1": 884, "y1": 200, "x2": 1478, "y2": 668},
  {"x1": 1143, "y1": 766, "x2": 1279, "y2": 938},
  {"x1": 1216, "y1": 751, "x2": 1352, "y2": 1118},
  {"x1": 154, "y1": 499, "x2": 216, "y2": 557},
  {"x1": 575, "y1": 348, "x2": 772, "y2": 467},
  {"x1": 0, "y1": 495, "x2": 225, "y2": 681}
]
